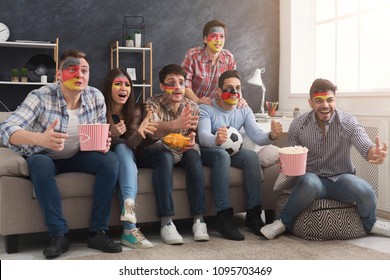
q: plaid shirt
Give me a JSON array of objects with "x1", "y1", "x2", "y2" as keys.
[
  {"x1": 142, "y1": 93, "x2": 200, "y2": 163},
  {"x1": 0, "y1": 82, "x2": 106, "y2": 157},
  {"x1": 181, "y1": 47, "x2": 236, "y2": 100}
]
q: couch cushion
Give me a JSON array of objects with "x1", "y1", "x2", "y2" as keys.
[{"x1": 0, "y1": 147, "x2": 29, "y2": 177}]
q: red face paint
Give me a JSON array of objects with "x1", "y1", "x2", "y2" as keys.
[{"x1": 221, "y1": 89, "x2": 240, "y2": 105}]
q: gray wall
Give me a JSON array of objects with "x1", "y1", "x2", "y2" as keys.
[{"x1": 0, "y1": 0, "x2": 279, "y2": 112}]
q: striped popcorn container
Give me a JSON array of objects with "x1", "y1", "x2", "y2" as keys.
[
  {"x1": 78, "y1": 124, "x2": 109, "y2": 151},
  {"x1": 279, "y1": 146, "x2": 308, "y2": 176}
]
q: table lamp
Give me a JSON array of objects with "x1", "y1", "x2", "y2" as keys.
[{"x1": 247, "y1": 68, "x2": 267, "y2": 116}]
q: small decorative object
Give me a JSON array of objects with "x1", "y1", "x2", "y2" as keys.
[
  {"x1": 134, "y1": 30, "x2": 142, "y2": 47},
  {"x1": 20, "y1": 67, "x2": 28, "y2": 82},
  {"x1": 247, "y1": 68, "x2": 267, "y2": 116},
  {"x1": 125, "y1": 35, "x2": 134, "y2": 47},
  {"x1": 293, "y1": 107, "x2": 301, "y2": 118},
  {"x1": 126, "y1": 67, "x2": 137, "y2": 81},
  {"x1": 40, "y1": 75, "x2": 47, "y2": 83},
  {"x1": 0, "y1": 22, "x2": 10, "y2": 42},
  {"x1": 11, "y1": 68, "x2": 19, "y2": 82},
  {"x1": 219, "y1": 126, "x2": 243, "y2": 156},
  {"x1": 266, "y1": 101, "x2": 278, "y2": 117}
]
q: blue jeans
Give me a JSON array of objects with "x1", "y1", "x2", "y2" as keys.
[
  {"x1": 280, "y1": 172, "x2": 377, "y2": 231},
  {"x1": 26, "y1": 151, "x2": 119, "y2": 237},
  {"x1": 136, "y1": 148, "x2": 205, "y2": 217},
  {"x1": 200, "y1": 148, "x2": 262, "y2": 212},
  {"x1": 113, "y1": 143, "x2": 137, "y2": 230}
]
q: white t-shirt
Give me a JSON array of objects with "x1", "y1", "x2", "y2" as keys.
[{"x1": 45, "y1": 109, "x2": 80, "y2": 159}]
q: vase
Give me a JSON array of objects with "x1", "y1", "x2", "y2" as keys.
[
  {"x1": 125, "y1": 39, "x2": 134, "y2": 47},
  {"x1": 134, "y1": 33, "x2": 142, "y2": 47}
]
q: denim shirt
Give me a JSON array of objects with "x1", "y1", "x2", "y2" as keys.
[{"x1": 0, "y1": 82, "x2": 107, "y2": 157}]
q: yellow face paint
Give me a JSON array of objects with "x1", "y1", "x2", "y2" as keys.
[
  {"x1": 313, "y1": 92, "x2": 332, "y2": 100},
  {"x1": 206, "y1": 26, "x2": 225, "y2": 52}
]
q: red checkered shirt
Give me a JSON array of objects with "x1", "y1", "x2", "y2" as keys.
[{"x1": 181, "y1": 47, "x2": 236, "y2": 100}]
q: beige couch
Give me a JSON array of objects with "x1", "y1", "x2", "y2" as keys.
[{"x1": 0, "y1": 112, "x2": 281, "y2": 253}]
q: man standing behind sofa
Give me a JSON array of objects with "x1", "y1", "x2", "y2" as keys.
[
  {"x1": 197, "y1": 70, "x2": 283, "y2": 240},
  {"x1": 135, "y1": 64, "x2": 209, "y2": 245},
  {"x1": 0, "y1": 50, "x2": 122, "y2": 258}
]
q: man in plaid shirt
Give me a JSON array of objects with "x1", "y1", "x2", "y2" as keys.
[
  {"x1": 135, "y1": 64, "x2": 209, "y2": 245},
  {"x1": 0, "y1": 50, "x2": 122, "y2": 258}
]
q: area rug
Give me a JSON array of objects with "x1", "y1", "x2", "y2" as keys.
[{"x1": 68, "y1": 228, "x2": 390, "y2": 260}]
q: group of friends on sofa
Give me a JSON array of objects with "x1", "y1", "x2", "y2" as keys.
[{"x1": 0, "y1": 19, "x2": 388, "y2": 259}]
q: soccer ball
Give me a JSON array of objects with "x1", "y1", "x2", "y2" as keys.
[{"x1": 220, "y1": 126, "x2": 243, "y2": 156}]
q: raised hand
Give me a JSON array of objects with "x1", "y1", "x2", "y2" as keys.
[
  {"x1": 369, "y1": 136, "x2": 388, "y2": 164},
  {"x1": 41, "y1": 120, "x2": 69, "y2": 151},
  {"x1": 176, "y1": 105, "x2": 199, "y2": 131},
  {"x1": 269, "y1": 119, "x2": 283, "y2": 140},
  {"x1": 215, "y1": 126, "x2": 228, "y2": 146},
  {"x1": 138, "y1": 111, "x2": 158, "y2": 139}
]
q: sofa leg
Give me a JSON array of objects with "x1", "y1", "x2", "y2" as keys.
[
  {"x1": 264, "y1": 209, "x2": 275, "y2": 225},
  {"x1": 5, "y1": 234, "x2": 19, "y2": 254}
]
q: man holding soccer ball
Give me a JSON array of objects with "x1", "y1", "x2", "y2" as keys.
[{"x1": 198, "y1": 70, "x2": 283, "y2": 240}]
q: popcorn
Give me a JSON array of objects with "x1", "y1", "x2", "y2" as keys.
[{"x1": 279, "y1": 146, "x2": 308, "y2": 154}]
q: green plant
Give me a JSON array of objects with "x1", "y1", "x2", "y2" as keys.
[
  {"x1": 135, "y1": 30, "x2": 140, "y2": 34},
  {"x1": 11, "y1": 68, "x2": 19, "y2": 77},
  {"x1": 126, "y1": 34, "x2": 133, "y2": 40},
  {"x1": 20, "y1": 67, "x2": 28, "y2": 77}
]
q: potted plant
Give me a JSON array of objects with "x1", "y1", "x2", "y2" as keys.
[
  {"x1": 125, "y1": 34, "x2": 134, "y2": 47},
  {"x1": 20, "y1": 67, "x2": 28, "y2": 82},
  {"x1": 11, "y1": 68, "x2": 19, "y2": 82},
  {"x1": 134, "y1": 30, "x2": 142, "y2": 47}
]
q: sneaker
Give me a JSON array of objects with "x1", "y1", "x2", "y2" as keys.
[
  {"x1": 120, "y1": 199, "x2": 137, "y2": 223},
  {"x1": 216, "y1": 208, "x2": 244, "y2": 241},
  {"x1": 121, "y1": 228, "x2": 154, "y2": 249},
  {"x1": 43, "y1": 236, "x2": 69, "y2": 258},
  {"x1": 245, "y1": 205, "x2": 265, "y2": 236},
  {"x1": 161, "y1": 222, "x2": 184, "y2": 245},
  {"x1": 260, "y1": 219, "x2": 286, "y2": 240},
  {"x1": 192, "y1": 219, "x2": 210, "y2": 241},
  {"x1": 370, "y1": 220, "x2": 390, "y2": 237},
  {"x1": 87, "y1": 231, "x2": 122, "y2": 253}
]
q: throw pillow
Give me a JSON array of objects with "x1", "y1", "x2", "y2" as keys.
[
  {"x1": 257, "y1": 144, "x2": 280, "y2": 168},
  {"x1": 0, "y1": 147, "x2": 29, "y2": 177},
  {"x1": 273, "y1": 173, "x2": 297, "y2": 191}
]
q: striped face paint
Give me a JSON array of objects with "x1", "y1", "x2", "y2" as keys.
[
  {"x1": 206, "y1": 26, "x2": 225, "y2": 52},
  {"x1": 163, "y1": 81, "x2": 185, "y2": 95},
  {"x1": 313, "y1": 91, "x2": 332, "y2": 100},
  {"x1": 112, "y1": 77, "x2": 130, "y2": 90},
  {"x1": 221, "y1": 88, "x2": 241, "y2": 105},
  {"x1": 61, "y1": 58, "x2": 83, "y2": 91}
]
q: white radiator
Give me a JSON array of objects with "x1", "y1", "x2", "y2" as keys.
[{"x1": 352, "y1": 117, "x2": 390, "y2": 213}]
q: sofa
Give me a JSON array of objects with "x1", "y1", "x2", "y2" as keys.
[{"x1": 0, "y1": 111, "x2": 282, "y2": 253}]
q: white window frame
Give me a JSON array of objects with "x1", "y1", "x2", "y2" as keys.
[{"x1": 289, "y1": 0, "x2": 390, "y2": 96}]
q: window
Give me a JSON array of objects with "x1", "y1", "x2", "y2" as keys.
[{"x1": 291, "y1": 0, "x2": 390, "y2": 94}]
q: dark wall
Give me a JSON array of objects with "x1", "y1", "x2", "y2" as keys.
[{"x1": 0, "y1": 0, "x2": 279, "y2": 112}]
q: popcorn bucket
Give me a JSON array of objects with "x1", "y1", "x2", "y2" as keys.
[
  {"x1": 279, "y1": 149, "x2": 308, "y2": 176},
  {"x1": 78, "y1": 124, "x2": 109, "y2": 151}
]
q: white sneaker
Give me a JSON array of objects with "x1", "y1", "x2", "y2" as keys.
[
  {"x1": 192, "y1": 219, "x2": 210, "y2": 241},
  {"x1": 370, "y1": 220, "x2": 390, "y2": 237},
  {"x1": 260, "y1": 219, "x2": 286, "y2": 240},
  {"x1": 161, "y1": 222, "x2": 184, "y2": 245},
  {"x1": 120, "y1": 199, "x2": 137, "y2": 223},
  {"x1": 121, "y1": 228, "x2": 154, "y2": 249}
]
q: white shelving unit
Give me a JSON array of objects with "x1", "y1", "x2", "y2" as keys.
[{"x1": 0, "y1": 38, "x2": 59, "y2": 111}]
